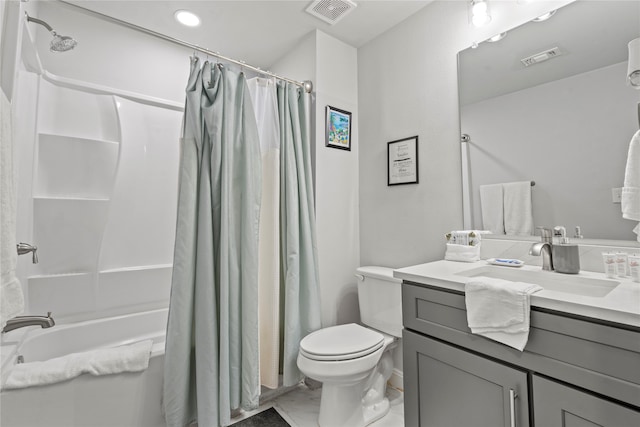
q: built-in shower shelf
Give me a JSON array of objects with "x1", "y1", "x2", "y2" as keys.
[
  {"x1": 37, "y1": 132, "x2": 119, "y2": 146},
  {"x1": 99, "y1": 264, "x2": 173, "y2": 274},
  {"x1": 27, "y1": 271, "x2": 93, "y2": 280},
  {"x1": 35, "y1": 133, "x2": 119, "y2": 199},
  {"x1": 33, "y1": 196, "x2": 110, "y2": 202}
]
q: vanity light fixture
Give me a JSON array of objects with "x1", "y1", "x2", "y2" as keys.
[
  {"x1": 532, "y1": 10, "x2": 556, "y2": 22},
  {"x1": 471, "y1": 0, "x2": 491, "y2": 27},
  {"x1": 487, "y1": 32, "x2": 507, "y2": 43},
  {"x1": 174, "y1": 10, "x2": 200, "y2": 27}
]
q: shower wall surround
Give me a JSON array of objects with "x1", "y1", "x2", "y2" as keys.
[{"x1": 16, "y1": 72, "x2": 181, "y2": 322}]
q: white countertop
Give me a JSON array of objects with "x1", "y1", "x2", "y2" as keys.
[{"x1": 394, "y1": 260, "x2": 640, "y2": 328}]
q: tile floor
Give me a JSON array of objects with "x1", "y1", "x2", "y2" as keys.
[{"x1": 230, "y1": 384, "x2": 404, "y2": 427}]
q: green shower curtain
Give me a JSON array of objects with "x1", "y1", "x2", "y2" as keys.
[
  {"x1": 163, "y1": 59, "x2": 321, "y2": 427},
  {"x1": 163, "y1": 58, "x2": 261, "y2": 427},
  {"x1": 277, "y1": 82, "x2": 322, "y2": 387}
]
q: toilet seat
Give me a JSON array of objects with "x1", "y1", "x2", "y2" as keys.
[{"x1": 299, "y1": 323, "x2": 384, "y2": 361}]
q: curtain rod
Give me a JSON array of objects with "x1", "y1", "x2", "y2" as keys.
[{"x1": 55, "y1": 1, "x2": 313, "y2": 93}]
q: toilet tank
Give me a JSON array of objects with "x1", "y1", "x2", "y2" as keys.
[{"x1": 356, "y1": 266, "x2": 403, "y2": 338}]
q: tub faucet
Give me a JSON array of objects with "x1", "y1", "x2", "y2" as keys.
[
  {"x1": 2, "y1": 312, "x2": 55, "y2": 333},
  {"x1": 529, "y1": 227, "x2": 554, "y2": 271},
  {"x1": 16, "y1": 242, "x2": 38, "y2": 264}
]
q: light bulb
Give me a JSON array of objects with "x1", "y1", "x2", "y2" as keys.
[
  {"x1": 471, "y1": 0, "x2": 491, "y2": 27},
  {"x1": 174, "y1": 10, "x2": 200, "y2": 27}
]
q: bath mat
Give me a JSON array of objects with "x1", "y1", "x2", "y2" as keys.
[{"x1": 232, "y1": 407, "x2": 290, "y2": 427}]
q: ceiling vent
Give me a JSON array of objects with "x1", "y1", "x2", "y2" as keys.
[
  {"x1": 306, "y1": 0, "x2": 357, "y2": 25},
  {"x1": 521, "y1": 47, "x2": 563, "y2": 67}
]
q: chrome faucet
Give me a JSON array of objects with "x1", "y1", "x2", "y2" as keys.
[
  {"x1": 2, "y1": 312, "x2": 55, "y2": 333},
  {"x1": 529, "y1": 227, "x2": 554, "y2": 271}
]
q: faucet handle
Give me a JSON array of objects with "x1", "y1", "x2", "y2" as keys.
[{"x1": 536, "y1": 226, "x2": 553, "y2": 243}]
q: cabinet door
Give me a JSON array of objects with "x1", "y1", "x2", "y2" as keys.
[
  {"x1": 533, "y1": 375, "x2": 640, "y2": 427},
  {"x1": 404, "y1": 329, "x2": 530, "y2": 427}
]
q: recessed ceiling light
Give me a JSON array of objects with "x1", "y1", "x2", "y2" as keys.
[
  {"x1": 532, "y1": 10, "x2": 556, "y2": 22},
  {"x1": 174, "y1": 10, "x2": 200, "y2": 27}
]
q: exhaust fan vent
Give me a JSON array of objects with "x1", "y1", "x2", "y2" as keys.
[
  {"x1": 521, "y1": 47, "x2": 563, "y2": 67},
  {"x1": 306, "y1": 0, "x2": 357, "y2": 25}
]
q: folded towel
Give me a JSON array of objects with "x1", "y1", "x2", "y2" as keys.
[
  {"x1": 479, "y1": 184, "x2": 505, "y2": 235},
  {"x1": 465, "y1": 276, "x2": 542, "y2": 351},
  {"x1": 2, "y1": 339, "x2": 153, "y2": 390},
  {"x1": 445, "y1": 243, "x2": 481, "y2": 262},
  {"x1": 0, "y1": 89, "x2": 24, "y2": 330},
  {"x1": 622, "y1": 130, "x2": 640, "y2": 241},
  {"x1": 503, "y1": 181, "x2": 534, "y2": 236}
]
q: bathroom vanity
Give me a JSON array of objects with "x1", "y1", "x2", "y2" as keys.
[{"x1": 396, "y1": 260, "x2": 640, "y2": 427}]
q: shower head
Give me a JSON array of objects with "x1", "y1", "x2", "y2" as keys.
[
  {"x1": 25, "y1": 12, "x2": 77, "y2": 53},
  {"x1": 50, "y1": 33, "x2": 77, "y2": 52}
]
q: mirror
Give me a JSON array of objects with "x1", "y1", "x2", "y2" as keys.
[{"x1": 458, "y1": 0, "x2": 640, "y2": 241}]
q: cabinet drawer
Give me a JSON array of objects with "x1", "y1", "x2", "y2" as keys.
[{"x1": 402, "y1": 281, "x2": 640, "y2": 408}]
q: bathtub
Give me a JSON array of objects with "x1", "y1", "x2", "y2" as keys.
[{"x1": 0, "y1": 308, "x2": 168, "y2": 427}]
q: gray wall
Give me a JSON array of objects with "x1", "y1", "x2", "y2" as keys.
[{"x1": 357, "y1": 0, "x2": 574, "y2": 268}]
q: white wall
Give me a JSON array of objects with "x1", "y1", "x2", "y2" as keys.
[
  {"x1": 358, "y1": 0, "x2": 575, "y2": 268},
  {"x1": 35, "y1": 1, "x2": 190, "y2": 103},
  {"x1": 272, "y1": 30, "x2": 361, "y2": 328},
  {"x1": 464, "y1": 61, "x2": 637, "y2": 240}
]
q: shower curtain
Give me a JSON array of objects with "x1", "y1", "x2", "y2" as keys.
[
  {"x1": 248, "y1": 77, "x2": 281, "y2": 390},
  {"x1": 277, "y1": 81, "x2": 321, "y2": 387},
  {"x1": 163, "y1": 58, "x2": 321, "y2": 427},
  {"x1": 163, "y1": 58, "x2": 261, "y2": 427}
]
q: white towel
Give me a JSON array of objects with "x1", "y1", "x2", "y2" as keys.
[
  {"x1": 503, "y1": 181, "x2": 534, "y2": 236},
  {"x1": 2, "y1": 339, "x2": 153, "y2": 390},
  {"x1": 479, "y1": 184, "x2": 505, "y2": 235},
  {"x1": 465, "y1": 276, "x2": 542, "y2": 351},
  {"x1": 0, "y1": 89, "x2": 24, "y2": 330},
  {"x1": 622, "y1": 130, "x2": 640, "y2": 241}
]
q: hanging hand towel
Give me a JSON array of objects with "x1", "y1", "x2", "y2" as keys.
[
  {"x1": 479, "y1": 184, "x2": 505, "y2": 235},
  {"x1": 0, "y1": 89, "x2": 24, "y2": 330},
  {"x1": 2, "y1": 339, "x2": 153, "y2": 390},
  {"x1": 465, "y1": 276, "x2": 542, "y2": 351},
  {"x1": 503, "y1": 181, "x2": 534, "y2": 236},
  {"x1": 622, "y1": 130, "x2": 640, "y2": 241}
]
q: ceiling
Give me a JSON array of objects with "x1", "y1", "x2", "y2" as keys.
[{"x1": 61, "y1": 0, "x2": 432, "y2": 69}]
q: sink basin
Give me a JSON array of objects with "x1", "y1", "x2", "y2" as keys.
[{"x1": 455, "y1": 266, "x2": 620, "y2": 298}]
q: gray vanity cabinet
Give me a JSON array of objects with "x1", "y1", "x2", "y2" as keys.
[
  {"x1": 402, "y1": 281, "x2": 640, "y2": 427},
  {"x1": 532, "y1": 376, "x2": 640, "y2": 427},
  {"x1": 404, "y1": 329, "x2": 530, "y2": 427}
]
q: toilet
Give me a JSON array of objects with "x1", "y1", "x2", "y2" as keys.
[{"x1": 297, "y1": 266, "x2": 402, "y2": 427}]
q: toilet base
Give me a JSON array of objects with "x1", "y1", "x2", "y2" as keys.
[
  {"x1": 363, "y1": 396, "x2": 390, "y2": 426},
  {"x1": 318, "y1": 381, "x2": 390, "y2": 427}
]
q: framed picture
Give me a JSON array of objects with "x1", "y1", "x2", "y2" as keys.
[
  {"x1": 387, "y1": 136, "x2": 419, "y2": 186},
  {"x1": 325, "y1": 106, "x2": 352, "y2": 151}
]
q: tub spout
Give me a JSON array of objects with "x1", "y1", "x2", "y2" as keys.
[{"x1": 2, "y1": 312, "x2": 55, "y2": 333}]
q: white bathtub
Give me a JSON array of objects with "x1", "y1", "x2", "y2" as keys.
[{"x1": 0, "y1": 309, "x2": 168, "y2": 427}]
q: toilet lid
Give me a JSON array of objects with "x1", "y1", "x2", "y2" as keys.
[{"x1": 299, "y1": 323, "x2": 384, "y2": 361}]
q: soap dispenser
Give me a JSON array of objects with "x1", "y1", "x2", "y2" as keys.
[{"x1": 552, "y1": 226, "x2": 580, "y2": 274}]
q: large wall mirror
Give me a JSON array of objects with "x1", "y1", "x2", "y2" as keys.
[{"x1": 458, "y1": 0, "x2": 640, "y2": 243}]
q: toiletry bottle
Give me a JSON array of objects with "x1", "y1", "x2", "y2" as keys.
[
  {"x1": 615, "y1": 252, "x2": 629, "y2": 277},
  {"x1": 629, "y1": 254, "x2": 640, "y2": 283},
  {"x1": 603, "y1": 252, "x2": 617, "y2": 278},
  {"x1": 552, "y1": 226, "x2": 580, "y2": 274}
]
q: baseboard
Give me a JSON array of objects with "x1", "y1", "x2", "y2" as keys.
[{"x1": 388, "y1": 368, "x2": 403, "y2": 391}]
